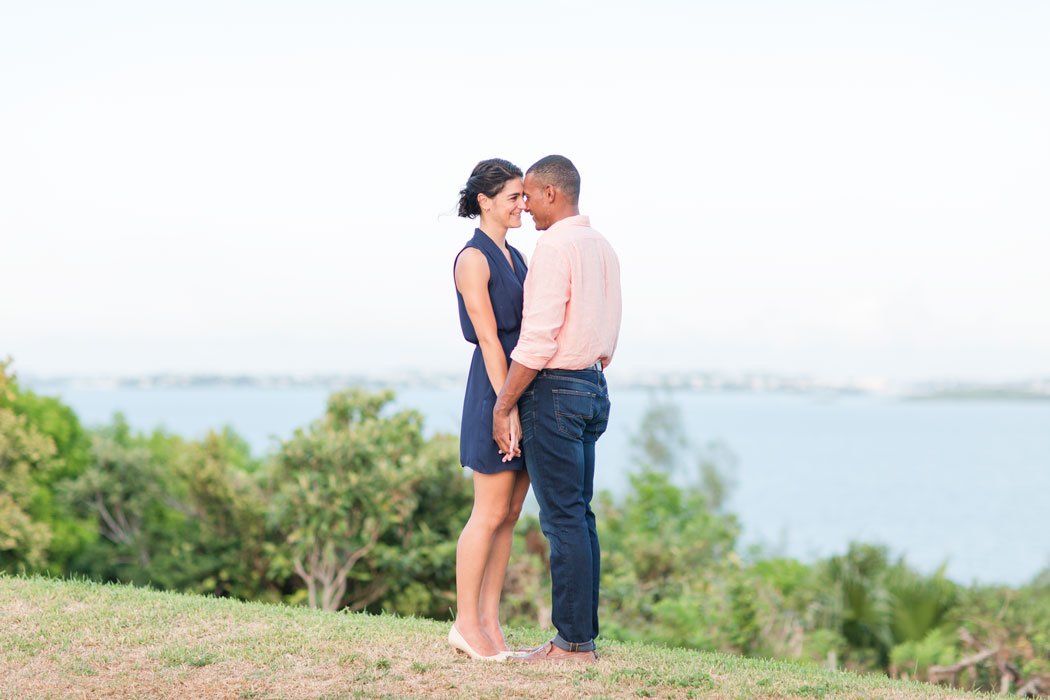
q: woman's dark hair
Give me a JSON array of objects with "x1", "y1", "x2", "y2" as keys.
[{"x1": 458, "y1": 158, "x2": 523, "y2": 219}]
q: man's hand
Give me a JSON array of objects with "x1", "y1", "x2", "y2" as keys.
[
  {"x1": 493, "y1": 360, "x2": 539, "y2": 458},
  {"x1": 494, "y1": 405, "x2": 522, "y2": 461}
]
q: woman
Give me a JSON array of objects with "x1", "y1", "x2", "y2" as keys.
[{"x1": 448, "y1": 158, "x2": 531, "y2": 661}]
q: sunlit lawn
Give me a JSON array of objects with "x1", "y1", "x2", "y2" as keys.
[{"x1": 0, "y1": 575, "x2": 1002, "y2": 700}]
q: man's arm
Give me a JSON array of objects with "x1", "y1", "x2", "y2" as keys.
[
  {"x1": 493, "y1": 241, "x2": 571, "y2": 456},
  {"x1": 507, "y1": 243, "x2": 570, "y2": 370},
  {"x1": 492, "y1": 361, "x2": 538, "y2": 456}
]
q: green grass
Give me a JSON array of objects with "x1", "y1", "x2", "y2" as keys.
[{"x1": 0, "y1": 574, "x2": 1001, "y2": 700}]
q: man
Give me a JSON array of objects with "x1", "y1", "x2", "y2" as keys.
[{"x1": 492, "y1": 155, "x2": 622, "y2": 664}]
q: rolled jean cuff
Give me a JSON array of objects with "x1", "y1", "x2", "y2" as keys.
[{"x1": 553, "y1": 633, "x2": 596, "y2": 653}]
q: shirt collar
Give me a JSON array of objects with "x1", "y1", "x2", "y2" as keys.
[{"x1": 547, "y1": 214, "x2": 590, "y2": 231}]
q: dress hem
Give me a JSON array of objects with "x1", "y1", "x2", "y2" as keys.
[{"x1": 462, "y1": 462, "x2": 526, "y2": 474}]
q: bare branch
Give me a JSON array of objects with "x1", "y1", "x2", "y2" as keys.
[
  {"x1": 928, "y1": 648, "x2": 998, "y2": 683},
  {"x1": 92, "y1": 494, "x2": 132, "y2": 546},
  {"x1": 337, "y1": 524, "x2": 383, "y2": 580}
]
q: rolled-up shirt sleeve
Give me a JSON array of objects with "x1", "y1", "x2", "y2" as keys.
[{"x1": 510, "y1": 242, "x2": 571, "y2": 370}]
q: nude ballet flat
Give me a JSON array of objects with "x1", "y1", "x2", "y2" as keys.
[{"x1": 448, "y1": 625, "x2": 506, "y2": 662}]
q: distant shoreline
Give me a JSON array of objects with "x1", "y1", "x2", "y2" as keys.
[
  {"x1": 904, "y1": 389, "x2": 1050, "y2": 402},
  {"x1": 21, "y1": 372, "x2": 1050, "y2": 402}
]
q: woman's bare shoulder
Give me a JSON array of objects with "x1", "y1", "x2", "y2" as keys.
[{"x1": 454, "y1": 246, "x2": 490, "y2": 284}]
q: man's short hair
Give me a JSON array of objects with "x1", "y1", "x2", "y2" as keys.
[{"x1": 527, "y1": 155, "x2": 580, "y2": 205}]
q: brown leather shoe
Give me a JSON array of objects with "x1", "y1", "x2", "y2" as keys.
[{"x1": 508, "y1": 641, "x2": 597, "y2": 664}]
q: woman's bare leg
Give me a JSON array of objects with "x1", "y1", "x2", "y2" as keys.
[
  {"x1": 454, "y1": 469, "x2": 517, "y2": 656},
  {"x1": 478, "y1": 469, "x2": 531, "y2": 651}
]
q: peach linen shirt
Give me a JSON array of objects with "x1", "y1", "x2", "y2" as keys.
[{"x1": 510, "y1": 215, "x2": 622, "y2": 371}]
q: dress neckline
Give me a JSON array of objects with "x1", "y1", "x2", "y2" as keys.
[{"x1": 474, "y1": 228, "x2": 517, "y2": 275}]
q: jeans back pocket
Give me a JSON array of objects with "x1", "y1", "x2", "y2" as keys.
[{"x1": 553, "y1": 388, "x2": 598, "y2": 438}]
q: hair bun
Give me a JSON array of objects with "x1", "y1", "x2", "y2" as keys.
[{"x1": 458, "y1": 180, "x2": 481, "y2": 218}]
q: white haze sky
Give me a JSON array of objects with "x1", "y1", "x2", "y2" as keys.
[{"x1": 1, "y1": 1, "x2": 1048, "y2": 381}]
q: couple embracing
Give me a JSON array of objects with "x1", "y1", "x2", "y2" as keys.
[{"x1": 449, "y1": 155, "x2": 622, "y2": 664}]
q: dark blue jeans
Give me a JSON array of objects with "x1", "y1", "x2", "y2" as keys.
[{"x1": 519, "y1": 367, "x2": 611, "y2": 652}]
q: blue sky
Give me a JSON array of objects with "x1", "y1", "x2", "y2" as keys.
[{"x1": 2, "y1": 1, "x2": 1048, "y2": 380}]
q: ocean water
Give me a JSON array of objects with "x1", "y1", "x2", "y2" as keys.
[{"x1": 39, "y1": 383, "x2": 1050, "y2": 587}]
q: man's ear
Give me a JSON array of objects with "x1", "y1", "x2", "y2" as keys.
[{"x1": 545, "y1": 184, "x2": 557, "y2": 203}]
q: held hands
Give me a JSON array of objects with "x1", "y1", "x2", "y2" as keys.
[
  {"x1": 492, "y1": 363, "x2": 536, "y2": 463},
  {"x1": 493, "y1": 404, "x2": 522, "y2": 462}
]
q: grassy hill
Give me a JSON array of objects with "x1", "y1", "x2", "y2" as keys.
[{"x1": 1, "y1": 575, "x2": 999, "y2": 700}]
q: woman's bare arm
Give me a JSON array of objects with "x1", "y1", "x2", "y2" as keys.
[{"x1": 455, "y1": 248, "x2": 510, "y2": 395}]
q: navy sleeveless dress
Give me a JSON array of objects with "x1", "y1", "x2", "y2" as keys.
[{"x1": 455, "y1": 229, "x2": 528, "y2": 473}]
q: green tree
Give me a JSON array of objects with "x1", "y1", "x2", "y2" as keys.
[
  {"x1": 0, "y1": 410, "x2": 56, "y2": 570},
  {"x1": 598, "y1": 400, "x2": 753, "y2": 652},
  {"x1": 630, "y1": 398, "x2": 688, "y2": 473},
  {"x1": 269, "y1": 389, "x2": 429, "y2": 611},
  {"x1": 887, "y1": 563, "x2": 956, "y2": 645},
  {"x1": 598, "y1": 466, "x2": 750, "y2": 651},
  {"x1": 165, "y1": 428, "x2": 275, "y2": 600},
  {"x1": 364, "y1": 431, "x2": 472, "y2": 617},
  {"x1": 629, "y1": 395, "x2": 738, "y2": 509},
  {"x1": 61, "y1": 415, "x2": 182, "y2": 581},
  {"x1": 812, "y1": 543, "x2": 895, "y2": 667},
  {"x1": 0, "y1": 361, "x2": 60, "y2": 571},
  {"x1": 808, "y1": 543, "x2": 959, "y2": 671},
  {"x1": 0, "y1": 359, "x2": 94, "y2": 573}
]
